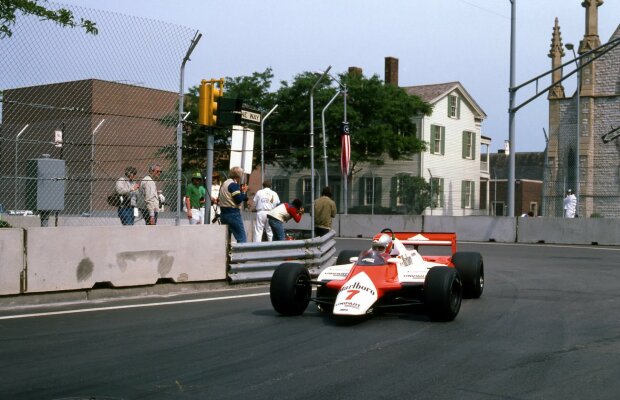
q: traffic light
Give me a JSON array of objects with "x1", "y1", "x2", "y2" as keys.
[
  {"x1": 198, "y1": 78, "x2": 225, "y2": 126},
  {"x1": 198, "y1": 80, "x2": 211, "y2": 126},
  {"x1": 210, "y1": 79, "x2": 223, "y2": 126}
]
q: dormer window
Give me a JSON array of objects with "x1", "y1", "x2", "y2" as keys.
[{"x1": 448, "y1": 94, "x2": 460, "y2": 119}]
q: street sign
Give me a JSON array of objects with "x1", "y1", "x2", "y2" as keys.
[{"x1": 241, "y1": 108, "x2": 261, "y2": 124}]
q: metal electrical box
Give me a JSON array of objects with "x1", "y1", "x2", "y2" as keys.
[{"x1": 25, "y1": 157, "x2": 65, "y2": 211}]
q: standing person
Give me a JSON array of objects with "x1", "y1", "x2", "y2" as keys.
[
  {"x1": 210, "y1": 172, "x2": 221, "y2": 223},
  {"x1": 185, "y1": 172, "x2": 206, "y2": 225},
  {"x1": 253, "y1": 180, "x2": 280, "y2": 242},
  {"x1": 115, "y1": 166, "x2": 140, "y2": 225},
  {"x1": 219, "y1": 166, "x2": 248, "y2": 242},
  {"x1": 314, "y1": 186, "x2": 337, "y2": 237},
  {"x1": 140, "y1": 164, "x2": 162, "y2": 225},
  {"x1": 563, "y1": 189, "x2": 577, "y2": 218},
  {"x1": 267, "y1": 198, "x2": 304, "y2": 241}
]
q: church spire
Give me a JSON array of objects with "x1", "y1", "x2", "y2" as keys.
[
  {"x1": 579, "y1": 0, "x2": 603, "y2": 53},
  {"x1": 548, "y1": 18, "x2": 565, "y2": 99}
]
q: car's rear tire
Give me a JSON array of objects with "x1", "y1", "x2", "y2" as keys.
[
  {"x1": 452, "y1": 252, "x2": 484, "y2": 299},
  {"x1": 424, "y1": 266, "x2": 462, "y2": 322},
  {"x1": 336, "y1": 250, "x2": 359, "y2": 265},
  {"x1": 270, "y1": 263, "x2": 311, "y2": 316}
]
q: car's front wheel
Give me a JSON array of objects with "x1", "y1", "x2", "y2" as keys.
[
  {"x1": 424, "y1": 266, "x2": 462, "y2": 322},
  {"x1": 270, "y1": 263, "x2": 312, "y2": 316}
]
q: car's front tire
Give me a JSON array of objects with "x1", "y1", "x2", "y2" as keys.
[
  {"x1": 452, "y1": 252, "x2": 484, "y2": 299},
  {"x1": 270, "y1": 263, "x2": 311, "y2": 316},
  {"x1": 424, "y1": 266, "x2": 462, "y2": 322}
]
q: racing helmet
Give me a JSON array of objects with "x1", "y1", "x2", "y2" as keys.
[{"x1": 371, "y1": 233, "x2": 393, "y2": 254}]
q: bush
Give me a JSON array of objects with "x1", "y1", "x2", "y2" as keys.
[{"x1": 0, "y1": 220, "x2": 12, "y2": 228}]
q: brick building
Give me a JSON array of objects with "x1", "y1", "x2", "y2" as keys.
[
  {"x1": 0, "y1": 79, "x2": 178, "y2": 215},
  {"x1": 489, "y1": 152, "x2": 544, "y2": 216}
]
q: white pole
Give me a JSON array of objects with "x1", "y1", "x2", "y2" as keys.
[
  {"x1": 310, "y1": 66, "x2": 331, "y2": 239},
  {"x1": 261, "y1": 104, "x2": 278, "y2": 183},
  {"x1": 90, "y1": 119, "x2": 105, "y2": 215},
  {"x1": 14, "y1": 124, "x2": 29, "y2": 210},
  {"x1": 321, "y1": 91, "x2": 340, "y2": 188}
]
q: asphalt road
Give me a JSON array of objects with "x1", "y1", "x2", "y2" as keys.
[{"x1": 2, "y1": 240, "x2": 620, "y2": 399}]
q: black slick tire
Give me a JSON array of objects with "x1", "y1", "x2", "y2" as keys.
[
  {"x1": 270, "y1": 263, "x2": 311, "y2": 316},
  {"x1": 424, "y1": 266, "x2": 462, "y2": 322},
  {"x1": 451, "y1": 252, "x2": 484, "y2": 299}
]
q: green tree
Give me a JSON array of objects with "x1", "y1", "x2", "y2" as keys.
[
  {"x1": 392, "y1": 175, "x2": 432, "y2": 215},
  {"x1": 180, "y1": 68, "x2": 432, "y2": 175},
  {"x1": 1, "y1": 0, "x2": 98, "y2": 38}
]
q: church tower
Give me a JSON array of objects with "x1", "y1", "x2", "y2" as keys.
[
  {"x1": 578, "y1": 0, "x2": 603, "y2": 97},
  {"x1": 545, "y1": 18, "x2": 565, "y2": 216}
]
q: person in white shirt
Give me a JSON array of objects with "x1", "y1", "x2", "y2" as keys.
[
  {"x1": 140, "y1": 164, "x2": 162, "y2": 225},
  {"x1": 253, "y1": 180, "x2": 280, "y2": 242},
  {"x1": 563, "y1": 189, "x2": 577, "y2": 218}
]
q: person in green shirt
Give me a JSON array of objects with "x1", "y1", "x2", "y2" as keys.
[{"x1": 185, "y1": 172, "x2": 206, "y2": 224}]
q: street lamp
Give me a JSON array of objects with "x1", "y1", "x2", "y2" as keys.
[
  {"x1": 565, "y1": 42, "x2": 580, "y2": 217},
  {"x1": 326, "y1": 72, "x2": 349, "y2": 215},
  {"x1": 260, "y1": 104, "x2": 279, "y2": 183},
  {"x1": 14, "y1": 124, "x2": 29, "y2": 210},
  {"x1": 310, "y1": 66, "x2": 332, "y2": 238}
]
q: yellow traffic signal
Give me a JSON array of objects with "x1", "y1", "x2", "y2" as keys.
[
  {"x1": 198, "y1": 78, "x2": 224, "y2": 126},
  {"x1": 198, "y1": 79, "x2": 211, "y2": 126},
  {"x1": 209, "y1": 80, "x2": 223, "y2": 126}
]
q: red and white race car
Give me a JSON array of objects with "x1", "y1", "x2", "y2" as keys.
[{"x1": 269, "y1": 229, "x2": 484, "y2": 321}]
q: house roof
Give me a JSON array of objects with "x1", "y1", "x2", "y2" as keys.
[{"x1": 402, "y1": 81, "x2": 487, "y2": 119}]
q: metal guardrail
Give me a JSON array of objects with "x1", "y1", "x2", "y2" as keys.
[{"x1": 228, "y1": 230, "x2": 337, "y2": 283}]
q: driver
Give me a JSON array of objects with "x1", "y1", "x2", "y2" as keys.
[{"x1": 371, "y1": 233, "x2": 393, "y2": 256}]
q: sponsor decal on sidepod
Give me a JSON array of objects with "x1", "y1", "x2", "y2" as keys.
[{"x1": 334, "y1": 272, "x2": 378, "y2": 316}]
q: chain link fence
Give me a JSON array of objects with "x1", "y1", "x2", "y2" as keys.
[{"x1": 0, "y1": 2, "x2": 197, "y2": 226}]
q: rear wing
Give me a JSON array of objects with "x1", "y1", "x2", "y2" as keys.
[{"x1": 392, "y1": 232, "x2": 457, "y2": 254}]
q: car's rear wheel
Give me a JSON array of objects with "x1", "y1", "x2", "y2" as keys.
[
  {"x1": 270, "y1": 263, "x2": 311, "y2": 316},
  {"x1": 336, "y1": 250, "x2": 359, "y2": 265},
  {"x1": 424, "y1": 266, "x2": 462, "y2": 322},
  {"x1": 452, "y1": 252, "x2": 484, "y2": 299}
]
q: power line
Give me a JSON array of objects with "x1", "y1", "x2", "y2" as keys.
[{"x1": 457, "y1": 0, "x2": 509, "y2": 20}]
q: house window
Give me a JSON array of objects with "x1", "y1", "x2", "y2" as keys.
[
  {"x1": 462, "y1": 131, "x2": 475, "y2": 159},
  {"x1": 272, "y1": 177, "x2": 288, "y2": 200},
  {"x1": 461, "y1": 180, "x2": 475, "y2": 208},
  {"x1": 398, "y1": 122, "x2": 418, "y2": 137},
  {"x1": 430, "y1": 125, "x2": 445, "y2": 155},
  {"x1": 430, "y1": 177, "x2": 444, "y2": 208},
  {"x1": 448, "y1": 94, "x2": 460, "y2": 119}
]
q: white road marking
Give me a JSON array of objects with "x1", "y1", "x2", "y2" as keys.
[{"x1": 0, "y1": 292, "x2": 269, "y2": 320}]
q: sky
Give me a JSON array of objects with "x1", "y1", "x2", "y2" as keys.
[{"x1": 57, "y1": 0, "x2": 620, "y2": 153}]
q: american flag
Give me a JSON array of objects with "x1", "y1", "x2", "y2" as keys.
[{"x1": 340, "y1": 122, "x2": 350, "y2": 177}]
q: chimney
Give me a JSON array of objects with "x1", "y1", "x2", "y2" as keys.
[
  {"x1": 385, "y1": 56, "x2": 399, "y2": 86},
  {"x1": 348, "y1": 66, "x2": 363, "y2": 76}
]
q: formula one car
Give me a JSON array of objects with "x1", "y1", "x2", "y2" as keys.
[{"x1": 269, "y1": 229, "x2": 484, "y2": 321}]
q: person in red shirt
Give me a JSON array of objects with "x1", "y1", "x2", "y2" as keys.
[{"x1": 266, "y1": 198, "x2": 304, "y2": 241}]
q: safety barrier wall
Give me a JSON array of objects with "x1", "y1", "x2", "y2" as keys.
[
  {"x1": 4, "y1": 216, "x2": 620, "y2": 297},
  {"x1": 516, "y1": 217, "x2": 620, "y2": 245},
  {"x1": 423, "y1": 216, "x2": 517, "y2": 243},
  {"x1": 24, "y1": 225, "x2": 228, "y2": 293},
  {"x1": 0, "y1": 228, "x2": 24, "y2": 295},
  {"x1": 228, "y1": 230, "x2": 337, "y2": 283},
  {"x1": 337, "y1": 215, "x2": 423, "y2": 238}
]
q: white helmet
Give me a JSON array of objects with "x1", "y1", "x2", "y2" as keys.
[{"x1": 371, "y1": 233, "x2": 393, "y2": 254}]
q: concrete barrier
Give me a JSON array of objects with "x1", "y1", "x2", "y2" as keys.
[
  {"x1": 0, "y1": 228, "x2": 24, "y2": 295},
  {"x1": 424, "y1": 216, "x2": 517, "y2": 243},
  {"x1": 25, "y1": 225, "x2": 228, "y2": 293},
  {"x1": 517, "y1": 217, "x2": 620, "y2": 245},
  {"x1": 337, "y1": 215, "x2": 424, "y2": 238}
]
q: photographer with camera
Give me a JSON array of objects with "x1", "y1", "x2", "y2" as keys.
[{"x1": 267, "y1": 198, "x2": 305, "y2": 241}]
